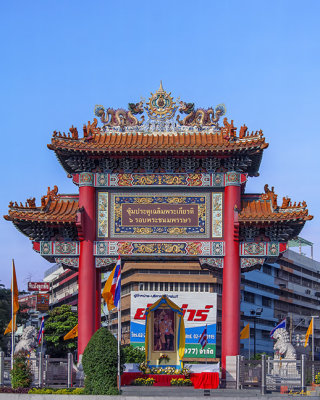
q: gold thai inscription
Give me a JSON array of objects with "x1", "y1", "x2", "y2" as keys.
[{"x1": 121, "y1": 204, "x2": 198, "y2": 227}]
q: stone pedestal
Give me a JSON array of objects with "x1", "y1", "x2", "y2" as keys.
[{"x1": 225, "y1": 355, "x2": 237, "y2": 388}]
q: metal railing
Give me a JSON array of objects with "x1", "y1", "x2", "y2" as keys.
[
  {"x1": 0, "y1": 351, "x2": 80, "y2": 388},
  {"x1": 237, "y1": 354, "x2": 320, "y2": 394}
]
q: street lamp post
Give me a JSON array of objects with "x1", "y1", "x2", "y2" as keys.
[{"x1": 250, "y1": 308, "x2": 263, "y2": 358}]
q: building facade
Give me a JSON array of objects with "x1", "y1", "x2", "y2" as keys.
[
  {"x1": 43, "y1": 264, "x2": 78, "y2": 309},
  {"x1": 241, "y1": 248, "x2": 320, "y2": 358}
]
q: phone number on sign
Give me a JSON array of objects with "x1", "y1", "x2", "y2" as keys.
[{"x1": 184, "y1": 347, "x2": 215, "y2": 355}]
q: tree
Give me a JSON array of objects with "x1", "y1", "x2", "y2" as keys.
[
  {"x1": 0, "y1": 285, "x2": 11, "y2": 352},
  {"x1": 45, "y1": 305, "x2": 78, "y2": 357},
  {"x1": 82, "y1": 327, "x2": 124, "y2": 395},
  {"x1": 122, "y1": 344, "x2": 145, "y2": 363}
]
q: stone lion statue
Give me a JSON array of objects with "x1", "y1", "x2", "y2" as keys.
[
  {"x1": 272, "y1": 328, "x2": 297, "y2": 376},
  {"x1": 273, "y1": 328, "x2": 296, "y2": 359},
  {"x1": 15, "y1": 326, "x2": 37, "y2": 354}
]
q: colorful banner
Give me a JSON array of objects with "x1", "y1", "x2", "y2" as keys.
[{"x1": 130, "y1": 291, "x2": 217, "y2": 359}]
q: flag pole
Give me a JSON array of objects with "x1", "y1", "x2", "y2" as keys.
[
  {"x1": 205, "y1": 324, "x2": 208, "y2": 364},
  {"x1": 311, "y1": 316, "x2": 314, "y2": 362},
  {"x1": 41, "y1": 324, "x2": 44, "y2": 354},
  {"x1": 117, "y1": 257, "x2": 122, "y2": 393},
  {"x1": 249, "y1": 325, "x2": 251, "y2": 360},
  {"x1": 11, "y1": 260, "x2": 14, "y2": 370},
  {"x1": 117, "y1": 295, "x2": 121, "y2": 392}
]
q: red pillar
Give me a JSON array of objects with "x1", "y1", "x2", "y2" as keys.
[
  {"x1": 95, "y1": 270, "x2": 101, "y2": 331},
  {"x1": 221, "y1": 172, "x2": 241, "y2": 372},
  {"x1": 78, "y1": 172, "x2": 96, "y2": 358}
]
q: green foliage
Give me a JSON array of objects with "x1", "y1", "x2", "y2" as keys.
[
  {"x1": 28, "y1": 387, "x2": 84, "y2": 394},
  {"x1": 45, "y1": 305, "x2": 78, "y2": 357},
  {"x1": 0, "y1": 286, "x2": 35, "y2": 353},
  {"x1": 82, "y1": 327, "x2": 124, "y2": 395},
  {"x1": 122, "y1": 345, "x2": 145, "y2": 363},
  {"x1": 0, "y1": 285, "x2": 11, "y2": 352},
  {"x1": 10, "y1": 350, "x2": 32, "y2": 389},
  {"x1": 251, "y1": 352, "x2": 268, "y2": 360}
]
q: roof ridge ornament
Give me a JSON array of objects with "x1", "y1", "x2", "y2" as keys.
[
  {"x1": 145, "y1": 81, "x2": 177, "y2": 121},
  {"x1": 41, "y1": 185, "x2": 59, "y2": 208}
]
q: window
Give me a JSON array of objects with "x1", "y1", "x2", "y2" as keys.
[
  {"x1": 170, "y1": 282, "x2": 174, "y2": 291},
  {"x1": 160, "y1": 282, "x2": 163, "y2": 291},
  {"x1": 205, "y1": 283, "x2": 209, "y2": 292},
  {"x1": 165, "y1": 282, "x2": 168, "y2": 291},
  {"x1": 175, "y1": 283, "x2": 178, "y2": 291},
  {"x1": 263, "y1": 265, "x2": 272, "y2": 275},
  {"x1": 244, "y1": 291, "x2": 255, "y2": 303},
  {"x1": 185, "y1": 283, "x2": 189, "y2": 291},
  {"x1": 195, "y1": 283, "x2": 199, "y2": 292},
  {"x1": 150, "y1": 282, "x2": 154, "y2": 291},
  {"x1": 200, "y1": 283, "x2": 204, "y2": 292},
  {"x1": 262, "y1": 296, "x2": 272, "y2": 308},
  {"x1": 190, "y1": 283, "x2": 194, "y2": 292},
  {"x1": 155, "y1": 282, "x2": 158, "y2": 291},
  {"x1": 214, "y1": 283, "x2": 222, "y2": 294}
]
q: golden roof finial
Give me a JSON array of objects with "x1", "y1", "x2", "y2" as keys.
[{"x1": 157, "y1": 80, "x2": 165, "y2": 94}]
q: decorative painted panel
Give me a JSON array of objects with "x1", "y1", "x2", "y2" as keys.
[
  {"x1": 109, "y1": 192, "x2": 211, "y2": 239},
  {"x1": 95, "y1": 173, "x2": 212, "y2": 187},
  {"x1": 79, "y1": 172, "x2": 94, "y2": 187},
  {"x1": 225, "y1": 171, "x2": 241, "y2": 186},
  {"x1": 240, "y1": 257, "x2": 265, "y2": 272},
  {"x1": 240, "y1": 242, "x2": 280, "y2": 257},
  {"x1": 212, "y1": 193, "x2": 223, "y2": 238},
  {"x1": 97, "y1": 192, "x2": 108, "y2": 238},
  {"x1": 95, "y1": 257, "x2": 118, "y2": 268},
  {"x1": 93, "y1": 173, "x2": 246, "y2": 188},
  {"x1": 55, "y1": 257, "x2": 79, "y2": 268},
  {"x1": 94, "y1": 241, "x2": 224, "y2": 257},
  {"x1": 40, "y1": 241, "x2": 80, "y2": 256},
  {"x1": 200, "y1": 258, "x2": 224, "y2": 269}
]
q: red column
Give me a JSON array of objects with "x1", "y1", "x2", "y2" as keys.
[
  {"x1": 221, "y1": 172, "x2": 241, "y2": 372},
  {"x1": 78, "y1": 172, "x2": 96, "y2": 358},
  {"x1": 95, "y1": 270, "x2": 101, "y2": 331}
]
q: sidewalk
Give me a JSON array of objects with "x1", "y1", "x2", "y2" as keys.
[{"x1": 0, "y1": 387, "x2": 319, "y2": 399}]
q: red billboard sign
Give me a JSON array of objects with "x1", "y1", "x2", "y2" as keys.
[{"x1": 28, "y1": 281, "x2": 50, "y2": 292}]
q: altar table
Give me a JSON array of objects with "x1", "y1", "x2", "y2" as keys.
[{"x1": 121, "y1": 372, "x2": 219, "y2": 389}]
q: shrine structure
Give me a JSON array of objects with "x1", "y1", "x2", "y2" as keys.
[{"x1": 4, "y1": 83, "x2": 312, "y2": 373}]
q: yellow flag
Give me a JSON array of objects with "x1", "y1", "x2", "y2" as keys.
[
  {"x1": 12, "y1": 260, "x2": 19, "y2": 314},
  {"x1": 304, "y1": 318, "x2": 313, "y2": 347},
  {"x1": 4, "y1": 315, "x2": 17, "y2": 335},
  {"x1": 64, "y1": 324, "x2": 78, "y2": 340},
  {"x1": 102, "y1": 267, "x2": 116, "y2": 311},
  {"x1": 240, "y1": 323, "x2": 250, "y2": 339}
]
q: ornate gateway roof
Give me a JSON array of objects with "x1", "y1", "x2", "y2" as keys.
[
  {"x1": 4, "y1": 187, "x2": 79, "y2": 241},
  {"x1": 239, "y1": 185, "x2": 313, "y2": 241},
  {"x1": 4, "y1": 184, "x2": 312, "y2": 244},
  {"x1": 48, "y1": 83, "x2": 268, "y2": 177}
]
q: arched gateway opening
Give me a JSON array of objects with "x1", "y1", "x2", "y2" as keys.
[{"x1": 4, "y1": 83, "x2": 312, "y2": 378}]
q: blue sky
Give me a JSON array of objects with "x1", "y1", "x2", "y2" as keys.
[{"x1": 0, "y1": 1, "x2": 319, "y2": 288}]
